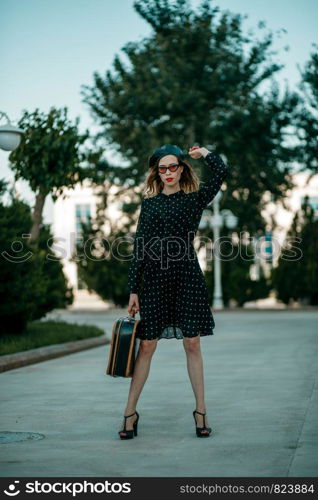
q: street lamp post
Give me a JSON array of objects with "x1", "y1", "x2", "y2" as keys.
[
  {"x1": 0, "y1": 111, "x2": 25, "y2": 151},
  {"x1": 199, "y1": 191, "x2": 238, "y2": 309}
]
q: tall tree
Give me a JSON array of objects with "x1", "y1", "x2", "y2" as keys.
[
  {"x1": 295, "y1": 47, "x2": 318, "y2": 176},
  {"x1": 0, "y1": 187, "x2": 73, "y2": 335},
  {"x1": 82, "y1": 0, "x2": 298, "y2": 233},
  {"x1": 8, "y1": 107, "x2": 104, "y2": 242},
  {"x1": 271, "y1": 197, "x2": 318, "y2": 305}
]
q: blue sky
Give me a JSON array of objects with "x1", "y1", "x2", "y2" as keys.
[{"x1": 0, "y1": 0, "x2": 317, "y2": 221}]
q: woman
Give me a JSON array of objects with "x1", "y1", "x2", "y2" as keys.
[{"x1": 119, "y1": 144, "x2": 230, "y2": 439}]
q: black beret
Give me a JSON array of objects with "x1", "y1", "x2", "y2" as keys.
[{"x1": 148, "y1": 144, "x2": 186, "y2": 168}]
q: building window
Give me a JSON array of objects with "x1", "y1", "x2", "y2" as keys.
[{"x1": 75, "y1": 204, "x2": 91, "y2": 234}]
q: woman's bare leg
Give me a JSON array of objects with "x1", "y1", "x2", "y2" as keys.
[
  {"x1": 183, "y1": 336, "x2": 210, "y2": 433},
  {"x1": 119, "y1": 338, "x2": 158, "y2": 436}
]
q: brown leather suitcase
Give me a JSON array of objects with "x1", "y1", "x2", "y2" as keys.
[{"x1": 106, "y1": 314, "x2": 141, "y2": 377}]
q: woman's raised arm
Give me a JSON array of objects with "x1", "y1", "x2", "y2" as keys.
[{"x1": 190, "y1": 146, "x2": 230, "y2": 211}]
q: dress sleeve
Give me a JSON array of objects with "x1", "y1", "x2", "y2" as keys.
[
  {"x1": 195, "y1": 151, "x2": 230, "y2": 211},
  {"x1": 127, "y1": 198, "x2": 148, "y2": 295}
]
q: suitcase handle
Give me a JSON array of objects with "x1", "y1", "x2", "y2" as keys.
[{"x1": 126, "y1": 311, "x2": 138, "y2": 323}]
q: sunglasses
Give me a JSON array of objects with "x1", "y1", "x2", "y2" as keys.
[{"x1": 158, "y1": 163, "x2": 180, "y2": 174}]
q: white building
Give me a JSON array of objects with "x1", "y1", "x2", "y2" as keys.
[{"x1": 52, "y1": 179, "x2": 124, "y2": 307}]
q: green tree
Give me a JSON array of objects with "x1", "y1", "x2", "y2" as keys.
[
  {"x1": 0, "y1": 195, "x2": 44, "y2": 335},
  {"x1": 295, "y1": 47, "x2": 318, "y2": 175},
  {"x1": 82, "y1": 0, "x2": 298, "y2": 234},
  {"x1": 204, "y1": 233, "x2": 271, "y2": 307},
  {"x1": 0, "y1": 184, "x2": 73, "y2": 336},
  {"x1": 271, "y1": 197, "x2": 318, "y2": 305},
  {"x1": 32, "y1": 224, "x2": 74, "y2": 319},
  {"x1": 8, "y1": 107, "x2": 104, "y2": 242}
]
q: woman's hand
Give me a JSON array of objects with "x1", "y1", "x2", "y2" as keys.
[
  {"x1": 188, "y1": 145, "x2": 210, "y2": 159},
  {"x1": 128, "y1": 293, "x2": 140, "y2": 316}
]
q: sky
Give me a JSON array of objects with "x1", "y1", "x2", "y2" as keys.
[{"x1": 0, "y1": 0, "x2": 317, "y2": 222}]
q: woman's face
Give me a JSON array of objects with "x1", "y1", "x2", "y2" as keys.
[{"x1": 157, "y1": 154, "x2": 184, "y2": 189}]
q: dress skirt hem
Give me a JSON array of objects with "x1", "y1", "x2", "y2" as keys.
[{"x1": 136, "y1": 324, "x2": 214, "y2": 341}]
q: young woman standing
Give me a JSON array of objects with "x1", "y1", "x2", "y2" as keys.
[{"x1": 119, "y1": 144, "x2": 230, "y2": 439}]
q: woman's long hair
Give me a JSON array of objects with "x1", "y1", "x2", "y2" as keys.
[{"x1": 144, "y1": 154, "x2": 200, "y2": 198}]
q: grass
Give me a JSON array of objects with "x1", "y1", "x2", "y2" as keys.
[{"x1": 0, "y1": 319, "x2": 105, "y2": 356}]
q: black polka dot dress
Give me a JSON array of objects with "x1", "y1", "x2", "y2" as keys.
[{"x1": 128, "y1": 151, "x2": 230, "y2": 341}]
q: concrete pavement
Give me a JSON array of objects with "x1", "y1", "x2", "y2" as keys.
[{"x1": 1, "y1": 310, "x2": 317, "y2": 477}]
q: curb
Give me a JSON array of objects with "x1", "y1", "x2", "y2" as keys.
[{"x1": 0, "y1": 335, "x2": 110, "y2": 373}]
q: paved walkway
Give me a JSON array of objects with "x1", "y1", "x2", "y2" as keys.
[{"x1": 1, "y1": 310, "x2": 317, "y2": 477}]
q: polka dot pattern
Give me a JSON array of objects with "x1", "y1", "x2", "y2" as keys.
[{"x1": 128, "y1": 151, "x2": 230, "y2": 341}]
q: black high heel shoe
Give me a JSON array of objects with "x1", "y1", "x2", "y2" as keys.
[
  {"x1": 193, "y1": 410, "x2": 212, "y2": 437},
  {"x1": 118, "y1": 411, "x2": 139, "y2": 440}
]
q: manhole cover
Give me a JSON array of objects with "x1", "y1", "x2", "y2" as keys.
[{"x1": 0, "y1": 431, "x2": 45, "y2": 444}]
